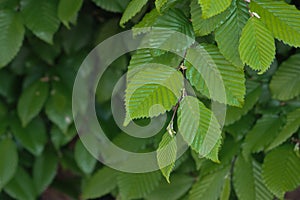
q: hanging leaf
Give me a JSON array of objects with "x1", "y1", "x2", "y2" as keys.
[
  {"x1": 117, "y1": 171, "x2": 162, "y2": 200},
  {"x1": 198, "y1": 0, "x2": 232, "y2": 19},
  {"x1": 233, "y1": 156, "x2": 273, "y2": 200},
  {"x1": 262, "y1": 145, "x2": 300, "y2": 199},
  {"x1": 33, "y1": 149, "x2": 58, "y2": 194},
  {"x1": 215, "y1": 0, "x2": 249, "y2": 67},
  {"x1": 239, "y1": 17, "x2": 275, "y2": 74},
  {"x1": 242, "y1": 115, "x2": 283, "y2": 158},
  {"x1": 58, "y1": 0, "x2": 83, "y2": 27},
  {"x1": 267, "y1": 108, "x2": 300, "y2": 151},
  {"x1": 0, "y1": 138, "x2": 18, "y2": 190},
  {"x1": 17, "y1": 80, "x2": 49, "y2": 127},
  {"x1": 177, "y1": 96, "x2": 222, "y2": 162},
  {"x1": 74, "y1": 140, "x2": 97, "y2": 174},
  {"x1": 250, "y1": 0, "x2": 300, "y2": 47},
  {"x1": 92, "y1": 0, "x2": 130, "y2": 13},
  {"x1": 21, "y1": 0, "x2": 60, "y2": 44},
  {"x1": 185, "y1": 44, "x2": 246, "y2": 107},
  {"x1": 120, "y1": 0, "x2": 148, "y2": 27},
  {"x1": 270, "y1": 54, "x2": 300, "y2": 101},
  {"x1": 82, "y1": 167, "x2": 119, "y2": 199},
  {"x1": 124, "y1": 64, "x2": 183, "y2": 126},
  {"x1": 157, "y1": 133, "x2": 177, "y2": 183},
  {"x1": 0, "y1": 10, "x2": 24, "y2": 68},
  {"x1": 190, "y1": 0, "x2": 233, "y2": 36}
]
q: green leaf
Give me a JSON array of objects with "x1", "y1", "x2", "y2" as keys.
[
  {"x1": 50, "y1": 125, "x2": 77, "y2": 150},
  {"x1": 155, "y1": 0, "x2": 167, "y2": 12},
  {"x1": 0, "y1": 138, "x2": 18, "y2": 190},
  {"x1": 270, "y1": 54, "x2": 300, "y2": 101},
  {"x1": 185, "y1": 44, "x2": 246, "y2": 107},
  {"x1": 268, "y1": 108, "x2": 300, "y2": 151},
  {"x1": 233, "y1": 156, "x2": 273, "y2": 200},
  {"x1": 189, "y1": 166, "x2": 230, "y2": 200},
  {"x1": 220, "y1": 174, "x2": 231, "y2": 200},
  {"x1": 33, "y1": 149, "x2": 58, "y2": 194},
  {"x1": 250, "y1": 0, "x2": 300, "y2": 47},
  {"x1": 177, "y1": 96, "x2": 222, "y2": 162},
  {"x1": 215, "y1": 0, "x2": 249, "y2": 67},
  {"x1": 124, "y1": 64, "x2": 183, "y2": 126},
  {"x1": 133, "y1": 9, "x2": 160, "y2": 35},
  {"x1": 157, "y1": 133, "x2": 177, "y2": 183},
  {"x1": 58, "y1": 0, "x2": 83, "y2": 27},
  {"x1": 10, "y1": 117, "x2": 47, "y2": 156},
  {"x1": 92, "y1": 0, "x2": 130, "y2": 13},
  {"x1": 117, "y1": 171, "x2": 162, "y2": 200},
  {"x1": 225, "y1": 81, "x2": 261, "y2": 125},
  {"x1": 145, "y1": 174, "x2": 194, "y2": 200},
  {"x1": 262, "y1": 145, "x2": 300, "y2": 198},
  {"x1": 120, "y1": 0, "x2": 148, "y2": 27},
  {"x1": 74, "y1": 140, "x2": 97, "y2": 174},
  {"x1": 190, "y1": 0, "x2": 233, "y2": 36},
  {"x1": 21, "y1": 0, "x2": 60, "y2": 44},
  {"x1": 4, "y1": 167, "x2": 36, "y2": 200},
  {"x1": 45, "y1": 82, "x2": 72, "y2": 133},
  {"x1": 198, "y1": 0, "x2": 232, "y2": 18},
  {"x1": 242, "y1": 115, "x2": 283, "y2": 158},
  {"x1": 82, "y1": 167, "x2": 119, "y2": 199},
  {"x1": 17, "y1": 80, "x2": 49, "y2": 127},
  {"x1": 0, "y1": 10, "x2": 24, "y2": 68},
  {"x1": 239, "y1": 17, "x2": 275, "y2": 74}
]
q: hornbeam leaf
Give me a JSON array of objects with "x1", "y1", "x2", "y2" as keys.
[
  {"x1": 270, "y1": 54, "x2": 300, "y2": 101},
  {"x1": 178, "y1": 96, "x2": 222, "y2": 161},
  {"x1": 120, "y1": 0, "x2": 148, "y2": 27},
  {"x1": 198, "y1": 0, "x2": 232, "y2": 19},
  {"x1": 262, "y1": 145, "x2": 300, "y2": 199},
  {"x1": 239, "y1": 17, "x2": 275, "y2": 74},
  {"x1": 250, "y1": 0, "x2": 300, "y2": 47},
  {"x1": 124, "y1": 64, "x2": 183, "y2": 126},
  {"x1": 155, "y1": 0, "x2": 167, "y2": 12}
]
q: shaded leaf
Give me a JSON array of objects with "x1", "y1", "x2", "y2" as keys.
[
  {"x1": 58, "y1": 0, "x2": 83, "y2": 27},
  {"x1": 120, "y1": 0, "x2": 148, "y2": 27},
  {"x1": 92, "y1": 0, "x2": 130, "y2": 13},
  {"x1": 74, "y1": 140, "x2": 97, "y2": 174}
]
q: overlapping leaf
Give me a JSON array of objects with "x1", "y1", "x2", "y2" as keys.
[
  {"x1": 239, "y1": 17, "x2": 275, "y2": 73},
  {"x1": 120, "y1": 0, "x2": 148, "y2": 27},
  {"x1": 124, "y1": 64, "x2": 183, "y2": 126},
  {"x1": 250, "y1": 0, "x2": 300, "y2": 47},
  {"x1": 177, "y1": 96, "x2": 222, "y2": 162},
  {"x1": 185, "y1": 44, "x2": 245, "y2": 107},
  {"x1": 58, "y1": 0, "x2": 83, "y2": 27},
  {"x1": 215, "y1": 0, "x2": 249, "y2": 67},
  {"x1": 198, "y1": 0, "x2": 232, "y2": 18},
  {"x1": 262, "y1": 145, "x2": 300, "y2": 198},
  {"x1": 155, "y1": 0, "x2": 167, "y2": 12},
  {"x1": 92, "y1": 0, "x2": 130, "y2": 13},
  {"x1": 270, "y1": 54, "x2": 300, "y2": 100}
]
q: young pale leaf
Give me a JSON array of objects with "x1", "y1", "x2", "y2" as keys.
[
  {"x1": 190, "y1": 0, "x2": 233, "y2": 36},
  {"x1": 270, "y1": 54, "x2": 300, "y2": 101},
  {"x1": 233, "y1": 156, "x2": 273, "y2": 200},
  {"x1": 157, "y1": 133, "x2": 177, "y2": 183},
  {"x1": 145, "y1": 174, "x2": 194, "y2": 200},
  {"x1": 92, "y1": 0, "x2": 130, "y2": 13},
  {"x1": 262, "y1": 145, "x2": 300, "y2": 199},
  {"x1": 45, "y1": 82, "x2": 72, "y2": 133},
  {"x1": 239, "y1": 17, "x2": 275, "y2": 74},
  {"x1": 33, "y1": 149, "x2": 58, "y2": 195},
  {"x1": 250, "y1": 0, "x2": 300, "y2": 47},
  {"x1": 4, "y1": 167, "x2": 36, "y2": 200},
  {"x1": 155, "y1": 0, "x2": 167, "y2": 12},
  {"x1": 198, "y1": 0, "x2": 232, "y2": 18},
  {"x1": 10, "y1": 117, "x2": 47, "y2": 156},
  {"x1": 117, "y1": 171, "x2": 162, "y2": 200},
  {"x1": 58, "y1": 0, "x2": 83, "y2": 27},
  {"x1": 242, "y1": 115, "x2": 283, "y2": 158},
  {"x1": 120, "y1": 0, "x2": 148, "y2": 27},
  {"x1": 185, "y1": 44, "x2": 246, "y2": 107},
  {"x1": 178, "y1": 96, "x2": 222, "y2": 162},
  {"x1": 189, "y1": 166, "x2": 230, "y2": 200},
  {"x1": 267, "y1": 108, "x2": 300, "y2": 151},
  {"x1": 0, "y1": 138, "x2": 18, "y2": 190},
  {"x1": 82, "y1": 167, "x2": 119, "y2": 199},
  {"x1": 17, "y1": 80, "x2": 49, "y2": 127},
  {"x1": 215, "y1": 0, "x2": 249, "y2": 67},
  {"x1": 124, "y1": 64, "x2": 183, "y2": 126},
  {"x1": 0, "y1": 10, "x2": 24, "y2": 68},
  {"x1": 74, "y1": 140, "x2": 97, "y2": 174},
  {"x1": 21, "y1": 0, "x2": 60, "y2": 44},
  {"x1": 225, "y1": 81, "x2": 261, "y2": 125}
]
